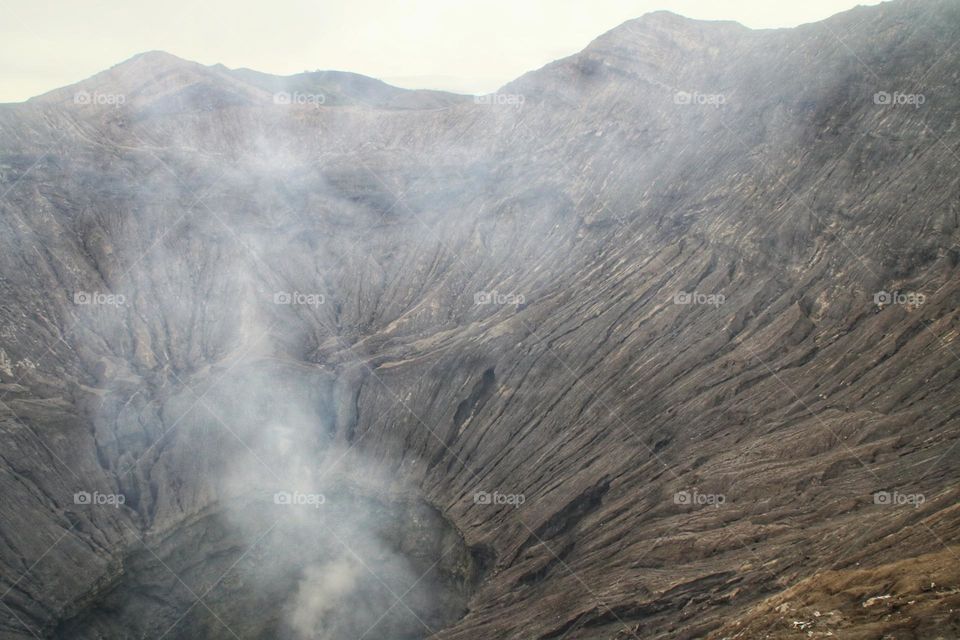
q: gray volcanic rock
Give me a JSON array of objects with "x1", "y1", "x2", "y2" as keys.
[{"x1": 1, "y1": 0, "x2": 960, "y2": 638}]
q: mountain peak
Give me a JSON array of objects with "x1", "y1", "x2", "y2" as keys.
[
  {"x1": 597, "y1": 9, "x2": 749, "y2": 42},
  {"x1": 633, "y1": 10, "x2": 703, "y2": 26},
  {"x1": 113, "y1": 50, "x2": 200, "y2": 74},
  {"x1": 125, "y1": 50, "x2": 191, "y2": 65},
  {"x1": 579, "y1": 9, "x2": 752, "y2": 67}
]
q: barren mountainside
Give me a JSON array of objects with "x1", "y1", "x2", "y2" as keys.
[{"x1": 1, "y1": 0, "x2": 959, "y2": 638}]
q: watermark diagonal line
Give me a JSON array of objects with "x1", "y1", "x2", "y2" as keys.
[
  {"x1": 157, "y1": 520, "x2": 280, "y2": 640},
  {"x1": 112, "y1": 321, "x2": 278, "y2": 480},
  {"x1": 119, "y1": 521, "x2": 243, "y2": 640},
  {"x1": 0, "y1": 399, "x2": 83, "y2": 483},
  {"x1": 355, "y1": 544, "x2": 454, "y2": 640},
  {"x1": 0, "y1": 523, "x2": 76, "y2": 602},
  {"x1": 319, "y1": 520, "x2": 435, "y2": 637},
  {"x1": 1, "y1": 600, "x2": 41, "y2": 640}
]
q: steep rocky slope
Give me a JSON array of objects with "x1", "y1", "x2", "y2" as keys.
[{"x1": 1, "y1": 0, "x2": 959, "y2": 638}]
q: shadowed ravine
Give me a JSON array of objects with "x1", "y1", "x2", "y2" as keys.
[{"x1": 1, "y1": 0, "x2": 960, "y2": 638}]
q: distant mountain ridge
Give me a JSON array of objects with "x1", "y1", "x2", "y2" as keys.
[{"x1": 30, "y1": 49, "x2": 469, "y2": 111}]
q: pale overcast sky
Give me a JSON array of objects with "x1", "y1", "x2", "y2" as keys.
[{"x1": 0, "y1": 0, "x2": 885, "y2": 102}]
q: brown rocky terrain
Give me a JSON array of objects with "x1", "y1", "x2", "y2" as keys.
[{"x1": 0, "y1": 0, "x2": 959, "y2": 638}]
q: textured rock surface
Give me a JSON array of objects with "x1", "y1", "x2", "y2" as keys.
[{"x1": 1, "y1": 0, "x2": 959, "y2": 638}]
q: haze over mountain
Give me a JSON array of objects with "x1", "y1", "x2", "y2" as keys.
[{"x1": 0, "y1": 0, "x2": 959, "y2": 638}]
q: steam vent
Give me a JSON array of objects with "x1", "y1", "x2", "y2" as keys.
[{"x1": 1, "y1": 0, "x2": 960, "y2": 638}]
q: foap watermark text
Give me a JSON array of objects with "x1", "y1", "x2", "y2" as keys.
[
  {"x1": 474, "y1": 290, "x2": 525, "y2": 306},
  {"x1": 673, "y1": 291, "x2": 725, "y2": 307},
  {"x1": 474, "y1": 491, "x2": 525, "y2": 508},
  {"x1": 273, "y1": 491, "x2": 326, "y2": 508},
  {"x1": 674, "y1": 489, "x2": 725, "y2": 507},
  {"x1": 273, "y1": 91, "x2": 326, "y2": 108},
  {"x1": 274, "y1": 291, "x2": 325, "y2": 307},
  {"x1": 74, "y1": 90, "x2": 125, "y2": 107},
  {"x1": 74, "y1": 291, "x2": 126, "y2": 307},
  {"x1": 674, "y1": 91, "x2": 726, "y2": 108},
  {"x1": 874, "y1": 290, "x2": 925, "y2": 307},
  {"x1": 474, "y1": 93, "x2": 525, "y2": 109},
  {"x1": 874, "y1": 490, "x2": 925, "y2": 508},
  {"x1": 873, "y1": 91, "x2": 925, "y2": 108},
  {"x1": 74, "y1": 490, "x2": 126, "y2": 508}
]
